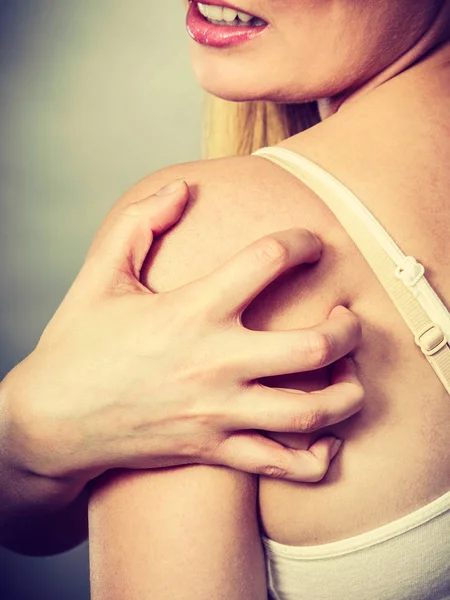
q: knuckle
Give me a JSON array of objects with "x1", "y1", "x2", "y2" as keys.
[
  {"x1": 107, "y1": 266, "x2": 135, "y2": 296},
  {"x1": 290, "y1": 409, "x2": 325, "y2": 433},
  {"x1": 121, "y1": 201, "x2": 142, "y2": 219},
  {"x1": 174, "y1": 345, "x2": 234, "y2": 387},
  {"x1": 307, "y1": 332, "x2": 333, "y2": 367},
  {"x1": 167, "y1": 287, "x2": 211, "y2": 329},
  {"x1": 255, "y1": 237, "x2": 290, "y2": 268},
  {"x1": 176, "y1": 430, "x2": 220, "y2": 460},
  {"x1": 260, "y1": 462, "x2": 288, "y2": 479},
  {"x1": 177, "y1": 283, "x2": 215, "y2": 321},
  {"x1": 308, "y1": 462, "x2": 328, "y2": 483}
]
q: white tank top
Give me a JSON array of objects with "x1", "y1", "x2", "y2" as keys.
[{"x1": 252, "y1": 146, "x2": 450, "y2": 600}]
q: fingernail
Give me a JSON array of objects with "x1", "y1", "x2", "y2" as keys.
[
  {"x1": 331, "y1": 438, "x2": 343, "y2": 458},
  {"x1": 155, "y1": 179, "x2": 185, "y2": 196}
]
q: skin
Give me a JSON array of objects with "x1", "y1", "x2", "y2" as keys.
[
  {"x1": 0, "y1": 185, "x2": 361, "y2": 555},
  {"x1": 89, "y1": 1, "x2": 450, "y2": 598},
  {"x1": 189, "y1": 0, "x2": 446, "y2": 103}
]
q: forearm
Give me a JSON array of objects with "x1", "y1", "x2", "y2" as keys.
[
  {"x1": 0, "y1": 474, "x2": 89, "y2": 556},
  {"x1": 89, "y1": 466, "x2": 267, "y2": 600},
  {"x1": 0, "y1": 372, "x2": 88, "y2": 555}
]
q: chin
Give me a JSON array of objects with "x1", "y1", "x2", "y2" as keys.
[
  {"x1": 190, "y1": 48, "x2": 261, "y2": 101},
  {"x1": 191, "y1": 58, "x2": 312, "y2": 104},
  {"x1": 194, "y1": 71, "x2": 331, "y2": 105},
  {"x1": 189, "y1": 44, "x2": 345, "y2": 105},
  {"x1": 199, "y1": 80, "x2": 266, "y2": 103}
]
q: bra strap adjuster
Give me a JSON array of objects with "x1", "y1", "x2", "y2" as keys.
[
  {"x1": 415, "y1": 323, "x2": 448, "y2": 356},
  {"x1": 395, "y1": 256, "x2": 425, "y2": 293}
]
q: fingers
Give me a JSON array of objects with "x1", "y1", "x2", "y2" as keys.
[
  {"x1": 227, "y1": 357, "x2": 363, "y2": 433},
  {"x1": 214, "y1": 432, "x2": 342, "y2": 482},
  {"x1": 85, "y1": 180, "x2": 189, "y2": 290},
  {"x1": 188, "y1": 229, "x2": 322, "y2": 318},
  {"x1": 233, "y1": 307, "x2": 361, "y2": 379}
]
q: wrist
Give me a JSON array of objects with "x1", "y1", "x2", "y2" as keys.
[{"x1": 0, "y1": 361, "x2": 92, "y2": 493}]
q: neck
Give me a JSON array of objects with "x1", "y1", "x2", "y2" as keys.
[{"x1": 318, "y1": 1, "x2": 450, "y2": 119}]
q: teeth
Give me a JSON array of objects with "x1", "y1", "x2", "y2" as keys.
[
  {"x1": 237, "y1": 11, "x2": 253, "y2": 22},
  {"x1": 197, "y1": 3, "x2": 257, "y2": 24},
  {"x1": 222, "y1": 7, "x2": 238, "y2": 21},
  {"x1": 206, "y1": 4, "x2": 223, "y2": 20},
  {"x1": 198, "y1": 3, "x2": 209, "y2": 17}
]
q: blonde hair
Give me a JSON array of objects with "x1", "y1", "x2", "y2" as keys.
[{"x1": 203, "y1": 95, "x2": 320, "y2": 159}]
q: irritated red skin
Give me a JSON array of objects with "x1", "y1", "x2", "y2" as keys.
[{"x1": 186, "y1": 2, "x2": 268, "y2": 49}]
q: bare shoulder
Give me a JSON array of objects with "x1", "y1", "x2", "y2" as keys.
[{"x1": 112, "y1": 155, "x2": 360, "y2": 321}]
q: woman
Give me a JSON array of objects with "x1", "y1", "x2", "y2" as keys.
[
  {"x1": 88, "y1": 1, "x2": 450, "y2": 599},
  {"x1": 0, "y1": 33, "x2": 362, "y2": 560}
]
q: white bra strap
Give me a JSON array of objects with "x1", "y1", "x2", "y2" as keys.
[{"x1": 253, "y1": 146, "x2": 450, "y2": 395}]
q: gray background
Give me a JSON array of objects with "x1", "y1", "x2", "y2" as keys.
[{"x1": 0, "y1": 1, "x2": 202, "y2": 598}]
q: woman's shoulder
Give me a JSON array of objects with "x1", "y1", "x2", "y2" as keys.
[
  {"x1": 281, "y1": 93, "x2": 450, "y2": 298},
  {"x1": 113, "y1": 154, "x2": 354, "y2": 300}
]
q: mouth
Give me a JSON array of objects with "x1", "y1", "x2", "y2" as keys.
[
  {"x1": 186, "y1": 1, "x2": 268, "y2": 48},
  {"x1": 196, "y1": 2, "x2": 267, "y2": 28}
]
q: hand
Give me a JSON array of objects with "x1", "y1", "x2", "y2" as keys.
[{"x1": 2, "y1": 180, "x2": 363, "y2": 485}]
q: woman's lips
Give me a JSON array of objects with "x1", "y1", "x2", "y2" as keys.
[{"x1": 186, "y1": 2, "x2": 268, "y2": 49}]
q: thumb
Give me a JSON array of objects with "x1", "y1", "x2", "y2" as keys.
[
  {"x1": 85, "y1": 179, "x2": 189, "y2": 290},
  {"x1": 214, "y1": 432, "x2": 342, "y2": 482}
]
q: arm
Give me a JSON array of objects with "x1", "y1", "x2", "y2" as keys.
[
  {"x1": 89, "y1": 161, "x2": 268, "y2": 598},
  {"x1": 0, "y1": 371, "x2": 89, "y2": 555},
  {"x1": 89, "y1": 467, "x2": 266, "y2": 600},
  {"x1": 88, "y1": 156, "x2": 359, "y2": 598},
  {"x1": 0, "y1": 181, "x2": 190, "y2": 556},
  {"x1": 1, "y1": 167, "x2": 360, "y2": 557},
  {"x1": 88, "y1": 161, "x2": 271, "y2": 599}
]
